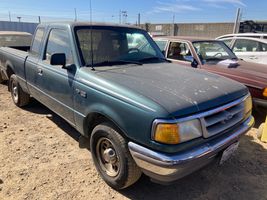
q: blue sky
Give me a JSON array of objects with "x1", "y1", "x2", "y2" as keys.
[{"x1": 0, "y1": 0, "x2": 265, "y2": 24}]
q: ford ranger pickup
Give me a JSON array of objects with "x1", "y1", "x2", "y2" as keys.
[{"x1": 0, "y1": 22, "x2": 254, "y2": 189}]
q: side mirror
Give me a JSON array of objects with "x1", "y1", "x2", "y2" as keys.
[
  {"x1": 184, "y1": 55, "x2": 199, "y2": 68},
  {"x1": 50, "y1": 53, "x2": 66, "y2": 67},
  {"x1": 191, "y1": 59, "x2": 199, "y2": 68}
]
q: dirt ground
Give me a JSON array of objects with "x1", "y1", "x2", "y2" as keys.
[{"x1": 0, "y1": 83, "x2": 267, "y2": 200}]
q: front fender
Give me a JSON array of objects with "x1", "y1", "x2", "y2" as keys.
[{"x1": 82, "y1": 103, "x2": 126, "y2": 138}]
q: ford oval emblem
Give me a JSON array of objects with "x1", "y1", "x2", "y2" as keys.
[{"x1": 221, "y1": 112, "x2": 234, "y2": 124}]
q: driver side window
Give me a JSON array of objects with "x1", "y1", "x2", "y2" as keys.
[
  {"x1": 167, "y1": 42, "x2": 192, "y2": 61},
  {"x1": 43, "y1": 29, "x2": 74, "y2": 66}
]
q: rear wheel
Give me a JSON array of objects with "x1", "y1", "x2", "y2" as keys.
[
  {"x1": 90, "y1": 123, "x2": 142, "y2": 190},
  {"x1": 0, "y1": 72, "x2": 4, "y2": 84},
  {"x1": 10, "y1": 74, "x2": 30, "y2": 107}
]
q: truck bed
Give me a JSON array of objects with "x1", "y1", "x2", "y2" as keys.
[
  {"x1": 0, "y1": 47, "x2": 28, "y2": 84},
  {"x1": 9, "y1": 46, "x2": 31, "y2": 51},
  {"x1": 0, "y1": 47, "x2": 29, "y2": 57}
]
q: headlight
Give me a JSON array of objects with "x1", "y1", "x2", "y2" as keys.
[
  {"x1": 152, "y1": 119, "x2": 202, "y2": 145},
  {"x1": 244, "y1": 95, "x2": 252, "y2": 117},
  {"x1": 263, "y1": 88, "x2": 267, "y2": 97}
]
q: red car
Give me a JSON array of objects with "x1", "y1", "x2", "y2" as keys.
[{"x1": 154, "y1": 36, "x2": 267, "y2": 113}]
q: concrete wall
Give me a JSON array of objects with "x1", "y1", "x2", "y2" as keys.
[
  {"x1": 0, "y1": 21, "x2": 38, "y2": 34},
  {"x1": 142, "y1": 22, "x2": 235, "y2": 38},
  {"x1": 177, "y1": 23, "x2": 234, "y2": 38}
]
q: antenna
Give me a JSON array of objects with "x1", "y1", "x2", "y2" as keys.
[{"x1": 90, "y1": 0, "x2": 95, "y2": 70}]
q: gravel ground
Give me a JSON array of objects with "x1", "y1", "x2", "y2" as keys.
[{"x1": 0, "y1": 83, "x2": 267, "y2": 200}]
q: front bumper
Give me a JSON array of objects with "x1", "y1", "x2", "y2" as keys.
[{"x1": 128, "y1": 116, "x2": 254, "y2": 183}]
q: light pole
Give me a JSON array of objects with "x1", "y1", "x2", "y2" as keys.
[
  {"x1": 74, "y1": 8, "x2": 77, "y2": 21},
  {"x1": 121, "y1": 11, "x2": 127, "y2": 24},
  {"x1": 8, "y1": 11, "x2": 11, "y2": 22},
  {"x1": 111, "y1": 15, "x2": 115, "y2": 23},
  {"x1": 17, "y1": 16, "x2": 21, "y2": 22}
]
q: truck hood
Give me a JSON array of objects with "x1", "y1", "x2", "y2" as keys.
[{"x1": 92, "y1": 62, "x2": 248, "y2": 117}]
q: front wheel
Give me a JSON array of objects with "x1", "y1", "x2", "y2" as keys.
[
  {"x1": 90, "y1": 123, "x2": 142, "y2": 190},
  {"x1": 0, "y1": 72, "x2": 4, "y2": 84},
  {"x1": 10, "y1": 74, "x2": 30, "y2": 107}
]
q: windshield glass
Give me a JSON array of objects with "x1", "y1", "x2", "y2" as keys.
[
  {"x1": 192, "y1": 41, "x2": 237, "y2": 63},
  {"x1": 154, "y1": 40, "x2": 167, "y2": 51},
  {"x1": 75, "y1": 26, "x2": 164, "y2": 66}
]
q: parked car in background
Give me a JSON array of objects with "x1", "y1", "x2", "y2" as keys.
[
  {"x1": 0, "y1": 31, "x2": 32, "y2": 50},
  {"x1": 0, "y1": 22, "x2": 254, "y2": 189},
  {"x1": 0, "y1": 31, "x2": 32, "y2": 83},
  {"x1": 216, "y1": 33, "x2": 267, "y2": 65},
  {"x1": 154, "y1": 36, "x2": 267, "y2": 113},
  {"x1": 217, "y1": 33, "x2": 267, "y2": 40}
]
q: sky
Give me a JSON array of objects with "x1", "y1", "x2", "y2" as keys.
[{"x1": 0, "y1": 0, "x2": 266, "y2": 24}]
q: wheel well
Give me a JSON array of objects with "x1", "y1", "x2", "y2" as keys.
[
  {"x1": 6, "y1": 66, "x2": 14, "y2": 91},
  {"x1": 6, "y1": 65, "x2": 14, "y2": 79},
  {"x1": 84, "y1": 112, "x2": 126, "y2": 139}
]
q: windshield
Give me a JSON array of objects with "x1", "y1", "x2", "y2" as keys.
[
  {"x1": 192, "y1": 41, "x2": 237, "y2": 63},
  {"x1": 75, "y1": 26, "x2": 165, "y2": 67},
  {"x1": 154, "y1": 40, "x2": 167, "y2": 51}
]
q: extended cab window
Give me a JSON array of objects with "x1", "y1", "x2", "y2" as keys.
[
  {"x1": 31, "y1": 28, "x2": 44, "y2": 56},
  {"x1": 43, "y1": 29, "x2": 73, "y2": 65},
  {"x1": 167, "y1": 42, "x2": 192, "y2": 62}
]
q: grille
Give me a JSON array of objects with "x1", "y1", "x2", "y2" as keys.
[{"x1": 201, "y1": 101, "x2": 245, "y2": 138}]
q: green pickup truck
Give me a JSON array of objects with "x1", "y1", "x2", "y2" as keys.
[{"x1": 0, "y1": 22, "x2": 254, "y2": 189}]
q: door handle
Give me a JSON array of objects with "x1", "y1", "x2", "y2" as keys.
[
  {"x1": 37, "y1": 68, "x2": 43, "y2": 76},
  {"x1": 249, "y1": 56, "x2": 258, "y2": 59}
]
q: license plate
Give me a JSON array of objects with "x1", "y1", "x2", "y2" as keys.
[{"x1": 220, "y1": 142, "x2": 239, "y2": 165}]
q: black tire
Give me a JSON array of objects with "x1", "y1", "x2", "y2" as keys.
[
  {"x1": 0, "y1": 72, "x2": 4, "y2": 84},
  {"x1": 9, "y1": 74, "x2": 30, "y2": 107},
  {"x1": 257, "y1": 123, "x2": 264, "y2": 139},
  {"x1": 90, "y1": 123, "x2": 142, "y2": 190}
]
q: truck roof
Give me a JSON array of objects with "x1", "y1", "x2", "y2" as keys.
[
  {"x1": 153, "y1": 36, "x2": 213, "y2": 42},
  {"x1": 38, "y1": 21, "x2": 143, "y2": 30}
]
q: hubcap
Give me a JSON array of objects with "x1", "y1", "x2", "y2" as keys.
[
  {"x1": 12, "y1": 81, "x2": 18, "y2": 103},
  {"x1": 96, "y1": 138, "x2": 120, "y2": 177}
]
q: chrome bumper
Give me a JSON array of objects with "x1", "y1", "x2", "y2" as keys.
[{"x1": 128, "y1": 116, "x2": 254, "y2": 183}]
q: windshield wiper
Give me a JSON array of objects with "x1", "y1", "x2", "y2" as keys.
[
  {"x1": 138, "y1": 57, "x2": 168, "y2": 63},
  {"x1": 87, "y1": 60, "x2": 142, "y2": 67},
  {"x1": 205, "y1": 57, "x2": 225, "y2": 61}
]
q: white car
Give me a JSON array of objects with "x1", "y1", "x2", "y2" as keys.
[
  {"x1": 217, "y1": 33, "x2": 267, "y2": 40},
  {"x1": 216, "y1": 33, "x2": 267, "y2": 65}
]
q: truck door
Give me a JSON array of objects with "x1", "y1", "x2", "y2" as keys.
[
  {"x1": 25, "y1": 27, "x2": 45, "y2": 98},
  {"x1": 232, "y1": 39, "x2": 267, "y2": 64},
  {"x1": 35, "y1": 28, "x2": 76, "y2": 125}
]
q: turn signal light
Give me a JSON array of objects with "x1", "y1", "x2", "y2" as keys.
[
  {"x1": 154, "y1": 124, "x2": 180, "y2": 144},
  {"x1": 263, "y1": 88, "x2": 267, "y2": 97}
]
